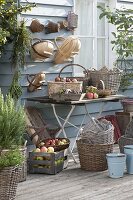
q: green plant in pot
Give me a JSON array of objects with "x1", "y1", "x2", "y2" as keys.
[
  {"x1": 98, "y1": 6, "x2": 133, "y2": 90},
  {"x1": 0, "y1": 89, "x2": 26, "y2": 199}
]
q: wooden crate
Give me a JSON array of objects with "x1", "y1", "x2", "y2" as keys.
[
  {"x1": 115, "y1": 112, "x2": 133, "y2": 136},
  {"x1": 29, "y1": 150, "x2": 64, "y2": 175}
]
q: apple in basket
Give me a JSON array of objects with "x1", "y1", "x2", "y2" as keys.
[
  {"x1": 40, "y1": 146, "x2": 48, "y2": 152},
  {"x1": 86, "y1": 92, "x2": 94, "y2": 99},
  {"x1": 47, "y1": 147, "x2": 54, "y2": 153}
]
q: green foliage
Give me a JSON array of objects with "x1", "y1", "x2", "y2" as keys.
[
  {"x1": 98, "y1": 6, "x2": 133, "y2": 89},
  {"x1": 0, "y1": 148, "x2": 24, "y2": 168},
  {"x1": 11, "y1": 20, "x2": 32, "y2": 69},
  {"x1": 0, "y1": 0, "x2": 35, "y2": 53},
  {"x1": 0, "y1": 90, "x2": 26, "y2": 149},
  {"x1": 8, "y1": 70, "x2": 22, "y2": 100}
]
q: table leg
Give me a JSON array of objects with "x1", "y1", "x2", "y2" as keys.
[{"x1": 51, "y1": 104, "x2": 77, "y2": 163}]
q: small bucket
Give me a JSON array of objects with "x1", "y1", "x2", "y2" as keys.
[
  {"x1": 124, "y1": 145, "x2": 133, "y2": 174},
  {"x1": 106, "y1": 153, "x2": 126, "y2": 178}
]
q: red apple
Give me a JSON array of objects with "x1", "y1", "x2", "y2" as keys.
[
  {"x1": 86, "y1": 92, "x2": 94, "y2": 99},
  {"x1": 40, "y1": 146, "x2": 48, "y2": 152},
  {"x1": 93, "y1": 93, "x2": 99, "y2": 99}
]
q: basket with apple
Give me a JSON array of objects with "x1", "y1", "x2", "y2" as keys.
[
  {"x1": 29, "y1": 147, "x2": 65, "y2": 174},
  {"x1": 38, "y1": 138, "x2": 70, "y2": 152},
  {"x1": 47, "y1": 64, "x2": 90, "y2": 99}
]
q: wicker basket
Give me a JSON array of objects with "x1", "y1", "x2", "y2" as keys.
[
  {"x1": 19, "y1": 145, "x2": 27, "y2": 182},
  {"x1": 39, "y1": 138, "x2": 70, "y2": 152},
  {"x1": 76, "y1": 139, "x2": 113, "y2": 171},
  {"x1": 0, "y1": 166, "x2": 22, "y2": 200},
  {"x1": 118, "y1": 136, "x2": 133, "y2": 153},
  {"x1": 47, "y1": 81, "x2": 83, "y2": 97},
  {"x1": 54, "y1": 36, "x2": 81, "y2": 64},
  {"x1": 118, "y1": 119, "x2": 133, "y2": 153},
  {"x1": 50, "y1": 93, "x2": 85, "y2": 102},
  {"x1": 29, "y1": 19, "x2": 44, "y2": 33},
  {"x1": 81, "y1": 118, "x2": 114, "y2": 144},
  {"x1": 88, "y1": 66, "x2": 122, "y2": 94},
  {"x1": 31, "y1": 38, "x2": 54, "y2": 61}
]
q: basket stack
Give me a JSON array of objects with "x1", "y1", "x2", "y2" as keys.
[{"x1": 77, "y1": 117, "x2": 114, "y2": 171}]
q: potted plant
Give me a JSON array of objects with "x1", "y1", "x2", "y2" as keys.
[
  {"x1": 0, "y1": 89, "x2": 26, "y2": 199},
  {"x1": 98, "y1": 6, "x2": 133, "y2": 90}
]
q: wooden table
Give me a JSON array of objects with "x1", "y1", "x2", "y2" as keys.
[{"x1": 25, "y1": 94, "x2": 125, "y2": 164}]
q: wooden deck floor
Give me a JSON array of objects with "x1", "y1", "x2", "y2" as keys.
[{"x1": 16, "y1": 145, "x2": 133, "y2": 200}]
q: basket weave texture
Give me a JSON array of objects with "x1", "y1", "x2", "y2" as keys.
[
  {"x1": 76, "y1": 139, "x2": 113, "y2": 171},
  {"x1": 54, "y1": 36, "x2": 81, "y2": 64},
  {"x1": 118, "y1": 119, "x2": 133, "y2": 153},
  {"x1": 19, "y1": 146, "x2": 27, "y2": 182},
  {"x1": 0, "y1": 166, "x2": 22, "y2": 200},
  {"x1": 81, "y1": 118, "x2": 114, "y2": 144},
  {"x1": 88, "y1": 66, "x2": 122, "y2": 94}
]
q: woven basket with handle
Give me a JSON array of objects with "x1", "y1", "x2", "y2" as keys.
[
  {"x1": 31, "y1": 38, "x2": 54, "y2": 61},
  {"x1": 54, "y1": 36, "x2": 81, "y2": 64},
  {"x1": 76, "y1": 139, "x2": 113, "y2": 171},
  {"x1": 88, "y1": 66, "x2": 122, "y2": 94}
]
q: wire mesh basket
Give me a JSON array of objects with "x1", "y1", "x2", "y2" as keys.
[
  {"x1": 81, "y1": 118, "x2": 114, "y2": 144},
  {"x1": 88, "y1": 66, "x2": 122, "y2": 94},
  {"x1": 118, "y1": 119, "x2": 133, "y2": 153},
  {"x1": 76, "y1": 139, "x2": 113, "y2": 171}
]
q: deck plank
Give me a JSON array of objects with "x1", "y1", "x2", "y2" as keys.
[{"x1": 16, "y1": 145, "x2": 133, "y2": 200}]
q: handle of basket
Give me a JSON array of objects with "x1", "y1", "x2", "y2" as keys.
[
  {"x1": 91, "y1": 117, "x2": 106, "y2": 132},
  {"x1": 58, "y1": 64, "x2": 89, "y2": 78},
  {"x1": 96, "y1": 80, "x2": 105, "y2": 90},
  {"x1": 43, "y1": 51, "x2": 53, "y2": 56},
  {"x1": 54, "y1": 36, "x2": 65, "y2": 49}
]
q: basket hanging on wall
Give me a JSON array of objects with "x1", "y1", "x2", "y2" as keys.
[
  {"x1": 67, "y1": 11, "x2": 78, "y2": 31},
  {"x1": 31, "y1": 38, "x2": 54, "y2": 61},
  {"x1": 27, "y1": 71, "x2": 45, "y2": 92},
  {"x1": 45, "y1": 20, "x2": 60, "y2": 34},
  {"x1": 54, "y1": 35, "x2": 81, "y2": 64},
  {"x1": 29, "y1": 19, "x2": 44, "y2": 33}
]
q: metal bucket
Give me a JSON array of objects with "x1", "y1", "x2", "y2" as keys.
[
  {"x1": 106, "y1": 153, "x2": 126, "y2": 178},
  {"x1": 124, "y1": 145, "x2": 133, "y2": 174}
]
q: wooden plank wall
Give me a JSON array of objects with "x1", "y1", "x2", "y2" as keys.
[{"x1": 0, "y1": 0, "x2": 133, "y2": 139}]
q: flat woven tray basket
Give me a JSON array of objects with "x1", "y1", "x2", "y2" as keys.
[{"x1": 76, "y1": 139, "x2": 113, "y2": 171}]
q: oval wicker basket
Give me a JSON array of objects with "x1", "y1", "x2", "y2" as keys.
[
  {"x1": 29, "y1": 19, "x2": 44, "y2": 33},
  {"x1": 54, "y1": 35, "x2": 81, "y2": 64},
  {"x1": 76, "y1": 139, "x2": 113, "y2": 171},
  {"x1": 31, "y1": 38, "x2": 54, "y2": 61},
  {"x1": 40, "y1": 138, "x2": 70, "y2": 152}
]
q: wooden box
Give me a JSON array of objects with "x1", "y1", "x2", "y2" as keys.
[{"x1": 29, "y1": 150, "x2": 64, "y2": 175}]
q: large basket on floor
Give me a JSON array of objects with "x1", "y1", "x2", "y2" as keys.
[
  {"x1": 76, "y1": 139, "x2": 113, "y2": 171},
  {"x1": 88, "y1": 66, "x2": 122, "y2": 94},
  {"x1": 0, "y1": 166, "x2": 22, "y2": 200}
]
